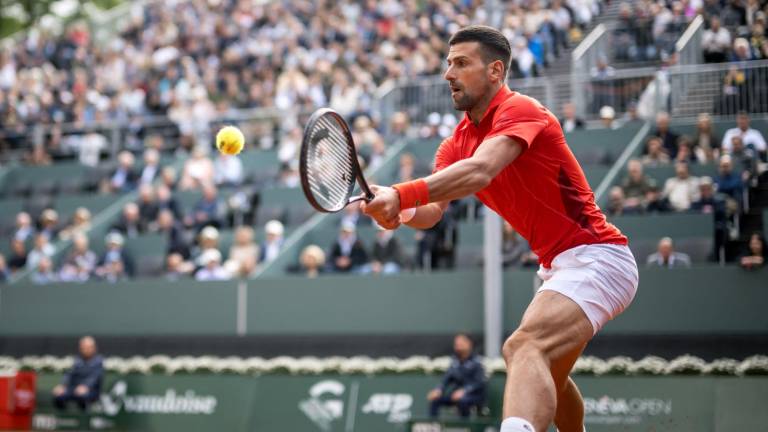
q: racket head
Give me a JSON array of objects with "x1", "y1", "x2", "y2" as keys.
[{"x1": 300, "y1": 108, "x2": 371, "y2": 213}]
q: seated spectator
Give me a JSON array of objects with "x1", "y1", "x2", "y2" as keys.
[
  {"x1": 644, "y1": 185, "x2": 671, "y2": 213},
  {"x1": 389, "y1": 112, "x2": 411, "y2": 140},
  {"x1": 277, "y1": 161, "x2": 300, "y2": 188},
  {"x1": 599, "y1": 106, "x2": 617, "y2": 129},
  {"x1": 260, "y1": 220, "x2": 285, "y2": 264},
  {"x1": 59, "y1": 233, "x2": 97, "y2": 283},
  {"x1": 27, "y1": 233, "x2": 55, "y2": 271},
  {"x1": 38, "y1": 209, "x2": 60, "y2": 240},
  {"x1": 52, "y1": 336, "x2": 103, "y2": 412},
  {"x1": 368, "y1": 225, "x2": 404, "y2": 275},
  {"x1": 607, "y1": 186, "x2": 627, "y2": 216},
  {"x1": 110, "y1": 202, "x2": 143, "y2": 238},
  {"x1": 299, "y1": 244, "x2": 326, "y2": 279},
  {"x1": 165, "y1": 253, "x2": 194, "y2": 281},
  {"x1": 191, "y1": 184, "x2": 223, "y2": 230},
  {"x1": 224, "y1": 226, "x2": 259, "y2": 278},
  {"x1": 330, "y1": 221, "x2": 369, "y2": 273},
  {"x1": 559, "y1": 102, "x2": 585, "y2": 133},
  {"x1": 95, "y1": 232, "x2": 133, "y2": 280},
  {"x1": 340, "y1": 201, "x2": 370, "y2": 229},
  {"x1": 193, "y1": 226, "x2": 221, "y2": 268},
  {"x1": 690, "y1": 176, "x2": 727, "y2": 215},
  {"x1": 107, "y1": 150, "x2": 138, "y2": 193},
  {"x1": 137, "y1": 184, "x2": 159, "y2": 228},
  {"x1": 13, "y1": 211, "x2": 34, "y2": 242},
  {"x1": 58, "y1": 207, "x2": 92, "y2": 241},
  {"x1": 721, "y1": 112, "x2": 767, "y2": 157},
  {"x1": 160, "y1": 166, "x2": 178, "y2": 190},
  {"x1": 653, "y1": 112, "x2": 680, "y2": 158},
  {"x1": 155, "y1": 209, "x2": 190, "y2": 259},
  {"x1": 8, "y1": 238, "x2": 27, "y2": 272},
  {"x1": 195, "y1": 249, "x2": 230, "y2": 281},
  {"x1": 155, "y1": 184, "x2": 182, "y2": 219},
  {"x1": 213, "y1": 153, "x2": 244, "y2": 187},
  {"x1": 179, "y1": 148, "x2": 214, "y2": 190},
  {"x1": 729, "y1": 135, "x2": 759, "y2": 180},
  {"x1": 427, "y1": 334, "x2": 486, "y2": 419},
  {"x1": 662, "y1": 162, "x2": 700, "y2": 211},
  {"x1": 646, "y1": 237, "x2": 692, "y2": 268},
  {"x1": 502, "y1": 222, "x2": 538, "y2": 267},
  {"x1": 702, "y1": 16, "x2": 732, "y2": 63},
  {"x1": 139, "y1": 148, "x2": 161, "y2": 186},
  {"x1": 692, "y1": 113, "x2": 720, "y2": 163},
  {"x1": 739, "y1": 232, "x2": 765, "y2": 270},
  {"x1": 31, "y1": 256, "x2": 57, "y2": 284},
  {"x1": 416, "y1": 202, "x2": 461, "y2": 270},
  {"x1": 674, "y1": 136, "x2": 697, "y2": 163},
  {"x1": 641, "y1": 137, "x2": 671, "y2": 167},
  {"x1": 0, "y1": 254, "x2": 8, "y2": 283},
  {"x1": 621, "y1": 160, "x2": 656, "y2": 211},
  {"x1": 715, "y1": 155, "x2": 745, "y2": 204}
]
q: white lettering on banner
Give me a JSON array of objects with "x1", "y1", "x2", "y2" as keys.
[
  {"x1": 584, "y1": 396, "x2": 672, "y2": 425},
  {"x1": 99, "y1": 380, "x2": 218, "y2": 416},
  {"x1": 299, "y1": 380, "x2": 346, "y2": 431},
  {"x1": 362, "y1": 393, "x2": 413, "y2": 423}
]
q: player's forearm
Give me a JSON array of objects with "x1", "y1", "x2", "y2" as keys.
[
  {"x1": 404, "y1": 203, "x2": 445, "y2": 229},
  {"x1": 424, "y1": 157, "x2": 493, "y2": 203}
]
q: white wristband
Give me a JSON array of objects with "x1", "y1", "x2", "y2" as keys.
[{"x1": 399, "y1": 207, "x2": 416, "y2": 223}]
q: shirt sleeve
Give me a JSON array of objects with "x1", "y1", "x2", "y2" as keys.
[
  {"x1": 484, "y1": 97, "x2": 550, "y2": 151},
  {"x1": 433, "y1": 136, "x2": 457, "y2": 173}
]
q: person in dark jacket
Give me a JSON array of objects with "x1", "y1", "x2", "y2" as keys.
[
  {"x1": 428, "y1": 334, "x2": 487, "y2": 418},
  {"x1": 370, "y1": 226, "x2": 404, "y2": 274},
  {"x1": 329, "y1": 221, "x2": 369, "y2": 273},
  {"x1": 52, "y1": 336, "x2": 104, "y2": 411}
]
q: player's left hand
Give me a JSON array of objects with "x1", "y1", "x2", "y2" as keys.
[{"x1": 361, "y1": 185, "x2": 401, "y2": 229}]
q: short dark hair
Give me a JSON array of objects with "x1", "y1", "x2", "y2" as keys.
[{"x1": 449, "y1": 25, "x2": 512, "y2": 79}]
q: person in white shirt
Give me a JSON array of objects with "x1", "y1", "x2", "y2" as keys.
[
  {"x1": 195, "y1": 249, "x2": 230, "y2": 281},
  {"x1": 702, "y1": 16, "x2": 732, "y2": 63},
  {"x1": 213, "y1": 153, "x2": 244, "y2": 186},
  {"x1": 646, "y1": 237, "x2": 692, "y2": 268},
  {"x1": 260, "y1": 220, "x2": 285, "y2": 264},
  {"x1": 139, "y1": 148, "x2": 161, "y2": 186},
  {"x1": 662, "y1": 161, "x2": 701, "y2": 211},
  {"x1": 721, "y1": 112, "x2": 767, "y2": 154}
]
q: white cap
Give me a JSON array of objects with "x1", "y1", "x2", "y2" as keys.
[
  {"x1": 265, "y1": 220, "x2": 284, "y2": 236},
  {"x1": 200, "y1": 249, "x2": 222, "y2": 264},
  {"x1": 600, "y1": 105, "x2": 616, "y2": 119},
  {"x1": 200, "y1": 226, "x2": 220, "y2": 240},
  {"x1": 106, "y1": 232, "x2": 124, "y2": 246},
  {"x1": 427, "y1": 112, "x2": 441, "y2": 126}
]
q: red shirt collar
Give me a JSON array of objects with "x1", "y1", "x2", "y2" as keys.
[{"x1": 461, "y1": 85, "x2": 513, "y2": 127}]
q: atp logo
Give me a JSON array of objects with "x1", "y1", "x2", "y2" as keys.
[{"x1": 299, "y1": 380, "x2": 346, "y2": 431}]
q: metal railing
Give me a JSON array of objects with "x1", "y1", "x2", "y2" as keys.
[{"x1": 572, "y1": 24, "x2": 610, "y2": 115}]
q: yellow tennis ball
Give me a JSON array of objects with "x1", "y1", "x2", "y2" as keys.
[{"x1": 216, "y1": 125, "x2": 245, "y2": 155}]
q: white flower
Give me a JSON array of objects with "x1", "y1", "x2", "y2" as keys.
[
  {"x1": 602, "y1": 356, "x2": 635, "y2": 375},
  {"x1": 705, "y1": 358, "x2": 739, "y2": 376},
  {"x1": 573, "y1": 356, "x2": 605, "y2": 375},
  {"x1": 629, "y1": 356, "x2": 668, "y2": 375},
  {"x1": 738, "y1": 355, "x2": 768, "y2": 376},
  {"x1": 665, "y1": 355, "x2": 706, "y2": 375}
]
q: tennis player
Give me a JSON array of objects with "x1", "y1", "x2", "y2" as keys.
[{"x1": 362, "y1": 25, "x2": 639, "y2": 432}]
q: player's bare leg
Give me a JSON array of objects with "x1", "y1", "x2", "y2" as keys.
[
  {"x1": 500, "y1": 291, "x2": 593, "y2": 432},
  {"x1": 554, "y1": 377, "x2": 585, "y2": 432}
]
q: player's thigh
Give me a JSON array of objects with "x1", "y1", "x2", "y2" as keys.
[{"x1": 514, "y1": 290, "x2": 593, "y2": 363}]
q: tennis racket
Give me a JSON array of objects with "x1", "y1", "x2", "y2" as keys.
[{"x1": 300, "y1": 108, "x2": 375, "y2": 213}]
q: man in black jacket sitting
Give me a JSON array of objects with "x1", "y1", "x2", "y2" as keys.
[
  {"x1": 427, "y1": 334, "x2": 487, "y2": 419},
  {"x1": 52, "y1": 336, "x2": 104, "y2": 411}
]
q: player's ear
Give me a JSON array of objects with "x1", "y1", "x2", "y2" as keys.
[{"x1": 488, "y1": 59, "x2": 504, "y2": 83}]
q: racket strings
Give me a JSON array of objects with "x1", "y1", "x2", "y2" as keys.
[{"x1": 305, "y1": 116, "x2": 355, "y2": 211}]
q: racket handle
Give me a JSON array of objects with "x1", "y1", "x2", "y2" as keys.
[{"x1": 348, "y1": 194, "x2": 373, "y2": 204}]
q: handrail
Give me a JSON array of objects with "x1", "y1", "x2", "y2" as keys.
[
  {"x1": 572, "y1": 24, "x2": 607, "y2": 62},
  {"x1": 675, "y1": 15, "x2": 704, "y2": 53}
]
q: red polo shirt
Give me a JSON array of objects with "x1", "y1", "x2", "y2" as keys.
[{"x1": 434, "y1": 85, "x2": 627, "y2": 268}]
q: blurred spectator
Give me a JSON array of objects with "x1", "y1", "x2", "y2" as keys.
[
  {"x1": 155, "y1": 184, "x2": 182, "y2": 219},
  {"x1": 674, "y1": 136, "x2": 697, "y2": 163},
  {"x1": 621, "y1": 160, "x2": 656, "y2": 211},
  {"x1": 165, "y1": 253, "x2": 193, "y2": 281},
  {"x1": 13, "y1": 211, "x2": 34, "y2": 242},
  {"x1": 52, "y1": 336, "x2": 103, "y2": 412},
  {"x1": 702, "y1": 16, "x2": 732, "y2": 63},
  {"x1": 27, "y1": 233, "x2": 55, "y2": 271},
  {"x1": 277, "y1": 161, "x2": 300, "y2": 188},
  {"x1": 662, "y1": 162, "x2": 700, "y2": 211},
  {"x1": 26, "y1": 146, "x2": 52, "y2": 166},
  {"x1": 213, "y1": 153, "x2": 244, "y2": 187},
  {"x1": 340, "y1": 201, "x2": 369, "y2": 229},
  {"x1": 644, "y1": 185, "x2": 671, "y2": 213},
  {"x1": 260, "y1": 220, "x2": 285, "y2": 264},
  {"x1": 195, "y1": 249, "x2": 229, "y2": 281},
  {"x1": 155, "y1": 209, "x2": 190, "y2": 259},
  {"x1": 192, "y1": 184, "x2": 223, "y2": 229},
  {"x1": 367, "y1": 226, "x2": 404, "y2": 275},
  {"x1": 652, "y1": 112, "x2": 680, "y2": 158},
  {"x1": 160, "y1": 166, "x2": 178, "y2": 190},
  {"x1": 559, "y1": 102, "x2": 585, "y2": 133},
  {"x1": 0, "y1": 254, "x2": 8, "y2": 283},
  {"x1": 642, "y1": 136, "x2": 672, "y2": 167},
  {"x1": 692, "y1": 113, "x2": 720, "y2": 163},
  {"x1": 599, "y1": 106, "x2": 617, "y2": 129},
  {"x1": 31, "y1": 256, "x2": 57, "y2": 284},
  {"x1": 137, "y1": 184, "x2": 159, "y2": 228},
  {"x1": 8, "y1": 238, "x2": 28, "y2": 272},
  {"x1": 330, "y1": 221, "x2": 369, "y2": 273},
  {"x1": 193, "y1": 226, "x2": 221, "y2": 268},
  {"x1": 353, "y1": 116, "x2": 384, "y2": 152},
  {"x1": 107, "y1": 151, "x2": 138, "y2": 193},
  {"x1": 739, "y1": 232, "x2": 766, "y2": 270},
  {"x1": 39, "y1": 209, "x2": 60, "y2": 239},
  {"x1": 731, "y1": 37, "x2": 755, "y2": 62},
  {"x1": 691, "y1": 176, "x2": 727, "y2": 215},
  {"x1": 299, "y1": 245, "x2": 326, "y2": 279},
  {"x1": 420, "y1": 112, "x2": 443, "y2": 139},
  {"x1": 722, "y1": 0, "x2": 748, "y2": 28},
  {"x1": 728, "y1": 136, "x2": 759, "y2": 180},
  {"x1": 179, "y1": 148, "x2": 214, "y2": 191},
  {"x1": 502, "y1": 222, "x2": 537, "y2": 267},
  {"x1": 591, "y1": 58, "x2": 616, "y2": 113},
  {"x1": 714, "y1": 155, "x2": 745, "y2": 203},
  {"x1": 59, "y1": 233, "x2": 97, "y2": 283},
  {"x1": 607, "y1": 186, "x2": 627, "y2": 216},
  {"x1": 111, "y1": 202, "x2": 143, "y2": 238},
  {"x1": 389, "y1": 112, "x2": 411, "y2": 140},
  {"x1": 721, "y1": 112, "x2": 767, "y2": 156},
  {"x1": 427, "y1": 333, "x2": 486, "y2": 419},
  {"x1": 95, "y1": 232, "x2": 133, "y2": 280},
  {"x1": 646, "y1": 237, "x2": 692, "y2": 268},
  {"x1": 224, "y1": 226, "x2": 259, "y2": 278},
  {"x1": 416, "y1": 201, "x2": 460, "y2": 270},
  {"x1": 139, "y1": 148, "x2": 161, "y2": 186},
  {"x1": 59, "y1": 207, "x2": 92, "y2": 241}
]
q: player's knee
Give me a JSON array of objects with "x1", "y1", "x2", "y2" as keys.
[{"x1": 502, "y1": 330, "x2": 543, "y2": 365}]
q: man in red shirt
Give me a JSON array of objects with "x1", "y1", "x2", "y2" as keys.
[{"x1": 362, "y1": 26, "x2": 639, "y2": 432}]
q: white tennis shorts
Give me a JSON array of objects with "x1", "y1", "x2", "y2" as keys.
[{"x1": 536, "y1": 243, "x2": 639, "y2": 334}]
